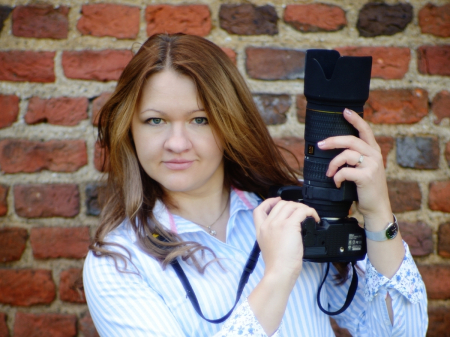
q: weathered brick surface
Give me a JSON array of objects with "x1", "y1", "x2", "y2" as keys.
[
  {"x1": 30, "y1": 227, "x2": 90, "y2": 259},
  {"x1": 400, "y1": 221, "x2": 433, "y2": 256},
  {"x1": 284, "y1": 4, "x2": 346, "y2": 32},
  {"x1": 92, "y1": 92, "x2": 112, "y2": 126},
  {"x1": 25, "y1": 96, "x2": 88, "y2": 126},
  {"x1": 246, "y1": 48, "x2": 305, "y2": 80},
  {"x1": 396, "y1": 137, "x2": 439, "y2": 169},
  {"x1": 427, "y1": 306, "x2": 450, "y2": 337},
  {"x1": 145, "y1": 5, "x2": 211, "y2": 37},
  {"x1": 419, "y1": 3, "x2": 450, "y2": 38},
  {"x1": 14, "y1": 184, "x2": 80, "y2": 218},
  {"x1": 0, "y1": 227, "x2": 28, "y2": 262},
  {"x1": 60, "y1": 268, "x2": 86, "y2": 303},
  {"x1": 0, "y1": 184, "x2": 7, "y2": 216},
  {"x1": 79, "y1": 312, "x2": 100, "y2": 337},
  {"x1": 94, "y1": 141, "x2": 109, "y2": 172},
  {"x1": 0, "y1": 6, "x2": 12, "y2": 32},
  {"x1": 357, "y1": 3, "x2": 413, "y2": 37},
  {"x1": 429, "y1": 181, "x2": 450, "y2": 213},
  {"x1": 336, "y1": 47, "x2": 410, "y2": 80},
  {"x1": 296, "y1": 94, "x2": 306, "y2": 123},
  {"x1": 387, "y1": 180, "x2": 421, "y2": 213},
  {"x1": 0, "y1": 94, "x2": 19, "y2": 128},
  {"x1": 86, "y1": 183, "x2": 105, "y2": 216},
  {"x1": 12, "y1": 5, "x2": 69, "y2": 39},
  {"x1": 221, "y1": 47, "x2": 237, "y2": 65},
  {"x1": 77, "y1": 4, "x2": 140, "y2": 39},
  {"x1": 418, "y1": 265, "x2": 450, "y2": 299},
  {"x1": 62, "y1": 50, "x2": 132, "y2": 81},
  {"x1": 0, "y1": 269, "x2": 55, "y2": 306},
  {"x1": 219, "y1": 4, "x2": 278, "y2": 35},
  {"x1": 13, "y1": 313, "x2": 76, "y2": 337},
  {"x1": 432, "y1": 90, "x2": 450, "y2": 125},
  {"x1": 418, "y1": 45, "x2": 450, "y2": 76},
  {"x1": 273, "y1": 137, "x2": 304, "y2": 171},
  {"x1": 438, "y1": 223, "x2": 450, "y2": 258},
  {"x1": 0, "y1": 51, "x2": 55, "y2": 82},
  {"x1": 253, "y1": 94, "x2": 290, "y2": 125},
  {"x1": 375, "y1": 136, "x2": 394, "y2": 168},
  {"x1": 0, "y1": 139, "x2": 87, "y2": 173},
  {"x1": 446, "y1": 142, "x2": 450, "y2": 168}
]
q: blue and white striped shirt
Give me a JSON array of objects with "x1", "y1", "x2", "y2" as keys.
[{"x1": 84, "y1": 188, "x2": 428, "y2": 336}]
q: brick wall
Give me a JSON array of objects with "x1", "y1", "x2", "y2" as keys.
[{"x1": 0, "y1": 1, "x2": 449, "y2": 336}]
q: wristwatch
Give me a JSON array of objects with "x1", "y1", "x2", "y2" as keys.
[{"x1": 364, "y1": 214, "x2": 399, "y2": 241}]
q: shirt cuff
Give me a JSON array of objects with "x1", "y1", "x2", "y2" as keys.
[
  {"x1": 364, "y1": 240, "x2": 425, "y2": 304},
  {"x1": 217, "y1": 298, "x2": 282, "y2": 337}
]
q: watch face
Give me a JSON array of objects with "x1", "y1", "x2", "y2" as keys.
[{"x1": 386, "y1": 223, "x2": 398, "y2": 240}]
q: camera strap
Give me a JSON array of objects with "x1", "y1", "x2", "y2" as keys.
[{"x1": 316, "y1": 261, "x2": 359, "y2": 316}]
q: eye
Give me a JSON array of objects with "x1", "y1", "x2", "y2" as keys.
[
  {"x1": 192, "y1": 117, "x2": 208, "y2": 125},
  {"x1": 146, "y1": 118, "x2": 164, "y2": 125}
]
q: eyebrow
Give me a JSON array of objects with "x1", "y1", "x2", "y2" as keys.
[{"x1": 139, "y1": 108, "x2": 205, "y2": 116}]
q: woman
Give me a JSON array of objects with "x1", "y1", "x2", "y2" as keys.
[{"x1": 83, "y1": 34, "x2": 428, "y2": 336}]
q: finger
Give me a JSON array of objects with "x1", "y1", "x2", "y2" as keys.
[
  {"x1": 342, "y1": 108, "x2": 380, "y2": 151},
  {"x1": 253, "y1": 197, "x2": 281, "y2": 234},
  {"x1": 326, "y1": 149, "x2": 364, "y2": 177},
  {"x1": 318, "y1": 134, "x2": 374, "y2": 157},
  {"x1": 333, "y1": 166, "x2": 371, "y2": 188},
  {"x1": 289, "y1": 206, "x2": 320, "y2": 224},
  {"x1": 266, "y1": 200, "x2": 310, "y2": 224}
]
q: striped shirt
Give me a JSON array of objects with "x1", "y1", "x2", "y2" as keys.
[{"x1": 83, "y1": 188, "x2": 428, "y2": 336}]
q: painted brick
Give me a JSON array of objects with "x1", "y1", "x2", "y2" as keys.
[
  {"x1": 253, "y1": 94, "x2": 290, "y2": 125},
  {"x1": 0, "y1": 227, "x2": 27, "y2": 262},
  {"x1": 418, "y1": 265, "x2": 450, "y2": 300},
  {"x1": 219, "y1": 4, "x2": 277, "y2": 35},
  {"x1": 0, "y1": 184, "x2": 7, "y2": 216},
  {"x1": 30, "y1": 227, "x2": 89, "y2": 259},
  {"x1": 418, "y1": 45, "x2": 450, "y2": 76},
  {"x1": 336, "y1": 47, "x2": 410, "y2": 80},
  {"x1": 357, "y1": 3, "x2": 412, "y2": 37},
  {"x1": 400, "y1": 221, "x2": 433, "y2": 256},
  {"x1": 77, "y1": 4, "x2": 140, "y2": 39},
  {"x1": 429, "y1": 181, "x2": 450, "y2": 213},
  {"x1": 0, "y1": 269, "x2": 55, "y2": 306},
  {"x1": 419, "y1": 3, "x2": 450, "y2": 38},
  {"x1": 221, "y1": 47, "x2": 237, "y2": 65},
  {"x1": 387, "y1": 180, "x2": 421, "y2": 213},
  {"x1": 0, "y1": 51, "x2": 55, "y2": 82},
  {"x1": 296, "y1": 94, "x2": 306, "y2": 123},
  {"x1": 60, "y1": 268, "x2": 85, "y2": 303},
  {"x1": 284, "y1": 4, "x2": 346, "y2": 32},
  {"x1": 86, "y1": 184, "x2": 105, "y2": 216},
  {"x1": 79, "y1": 312, "x2": 99, "y2": 337},
  {"x1": 438, "y1": 223, "x2": 450, "y2": 258},
  {"x1": 396, "y1": 137, "x2": 439, "y2": 170},
  {"x1": 62, "y1": 50, "x2": 132, "y2": 81},
  {"x1": 446, "y1": 142, "x2": 450, "y2": 168},
  {"x1": 25, "y1": 96, "x2": 88, "y2": 126},
  {"x1": 0, "y1": 94, "x2": 19, "y2": 128},
  {"x1": 428, "y1": 306, "x2": 450, "y2": 337},
  {"x1": 145, "y1": 5, "x2": 211, "y2": 37},
  {"x1": 92, "y1": 92, "x2": 112, "y2": 126},
  {"x1": 432, "y1": 90, "x2": 450, "y2": 125},
  {"x1": 12, "y1": 5, "x2": 69, "y2": 39},
  {"x1": 94, "y1": 141, "x2": 109, "y2": 172},
  {"x1": 0, "y1": 6, "x2": 12, "y2": 32},
  {"x1": 363, "y1": 89, "x2": 428, "y2": 124},
  {"x1": 246, "y1": 48, "x2": 305, "y2": 80},
  {"x1": 375, "y1": 136, "x2": 394, "y2": 168},
  {"x1": 273, "y1": 137, "x2": 304, "y2": 171},
  {"x1": 14, "y1": 184, "x2": 80, "y2": 218},
  {"x1": 0, "y1": 139, "x2": 87, "y2": 173},
  {"x1": 13, "y1": 313, "x2": 76, "y2": 337}
]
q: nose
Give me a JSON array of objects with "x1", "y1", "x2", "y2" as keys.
[{"x1": 164, "y1": 123, "x2": 192, "y2": 153}]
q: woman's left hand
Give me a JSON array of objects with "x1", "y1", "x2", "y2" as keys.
[{"x1": 317, "y1": 108, "x2": 392, "y2": 223}]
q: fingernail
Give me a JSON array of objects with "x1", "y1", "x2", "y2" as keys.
[
  {"x1": 344, "y1": 108, "x2": 352, "y2": 116},
  {"x1": 318, "y1": 140, "x2": 325, "y2": 147}
]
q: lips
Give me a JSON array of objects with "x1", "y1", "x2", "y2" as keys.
[{"x1": 163, "y1": 159, "x2": 194, "y2": 170}]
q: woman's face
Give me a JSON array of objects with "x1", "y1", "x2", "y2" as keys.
[{"x1": 131, "y1": 69, "x2": 224, "y2": 196}]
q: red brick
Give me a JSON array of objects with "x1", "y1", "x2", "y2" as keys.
[
  {"x1": 254, "y1": 94, "x2": 290, "y2": 125},
  {"x1": 0, "y1": 51, "x2": 55, "y2": 82},
  {"x1": 0, "y1": 95, "x2": 19, "y2": 128},
  {"x1": 221, "y1": 47, "x2": 237, "y2": 65},
  {"x1": 79, "y1": 312, "x2": 99, "y2": 337},
  {"x1": 0, "y1": 269, "x2": 55, "y2": 306},
  {"x1": 387, "y1": 180, "x2": 421, "y2": 213},
  {"x1": 418, "y1": 45, "x2": 450, "y2": 76},
  {"x1": 336, "y1": 47, "x2": 410, "y2": 80},
  {"x1": 0, "y1": 139, "x2": 87, "y2": 173},
  {"x1": 62, "y1": 50, "x2": 132, "y2": 81},
  {"x1": 375, "y1": 136, "x2": 394, "y2": 168},
  {"x1": 273, "y1": 137, "x2": 304, "y2": 171},
  {"x1": 438, "y1": 223, "x2": 450, "y2": 258},
  {"x1": 432, "y1": 90, "x2": 450, "y2": 124},
  {"x1": 0, "y1": 227, "x2": 27, "y2": 262},
  {"x1": 429, "y1": 181, "x2": 450, "y2": 213},
  {"x1": 419, "y1": 3, "x2": 450, "y2": 38},
  {"x1": 296, "y1": 94, "x2": 306, "y2": 123},
  {"x1": 60, "y1": 268, "x2": 85, "y2": 303},
  {"x1": 0, "y1": 312, "x2": 8, "y2": 337},
  {"x1": 92, "y1": 92, "x2": 112, "y2": 126},
  {"x1": 284, "y1": 4, "x2": 346, "y2": 32},
  {"x1": 400, "y1": 222, "x2": 433, "y2": 256},
  {"x1": 13, "y1": 313, "x2": 76, "y2": 337},
  {"x1": 94, "y1": 141, "x2": 109, "y2": 172},
  {"x1": 30, "y1": 227, "x2": 89, "y2": 259},
  {"x1": 246, "y1": 48, "x2": 305, "y2": 80},
  {"x1": 364, "y1": 89, "x2": 428, "y2": 124},
  {"x1": 12, "y1": 5, "x2": 69, "y2": 39},
  {"x1": 0, "y1": 184, "x2": 8, "y2": 216},
  {"x1": 145, "y1": 5, "x2": 211, "y2": 37},
  {"x1": 25, "y1": 96, "x2": 88, "y2": 126},
  {"x1": 14, "y1": 184, "x2": 79, "y2": 218},
  {"x1": 446, "y1": 142, "x2": 450, "y2": 168},
  {"x1": 427, "y1": 306, "x2": 450, "y2": 337},
  {"x1": 77, "y1": 4, "x2": 139, "y2": 39},
  {"x1": 418, "y1": 265, "x2": 450, "y2": 299}
]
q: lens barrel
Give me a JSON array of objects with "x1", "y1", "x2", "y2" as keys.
[{"x1": 302, "y1": 50, "x2": 372, "y2": 218}]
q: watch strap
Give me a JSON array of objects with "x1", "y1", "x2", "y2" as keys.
[{"x1": 364, "y1": 214, "x2": 398, "y2": 242}]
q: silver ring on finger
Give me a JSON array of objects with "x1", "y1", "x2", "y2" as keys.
[{"x1": 356, "y1": 154, "x2": 364, "y2": 166}]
